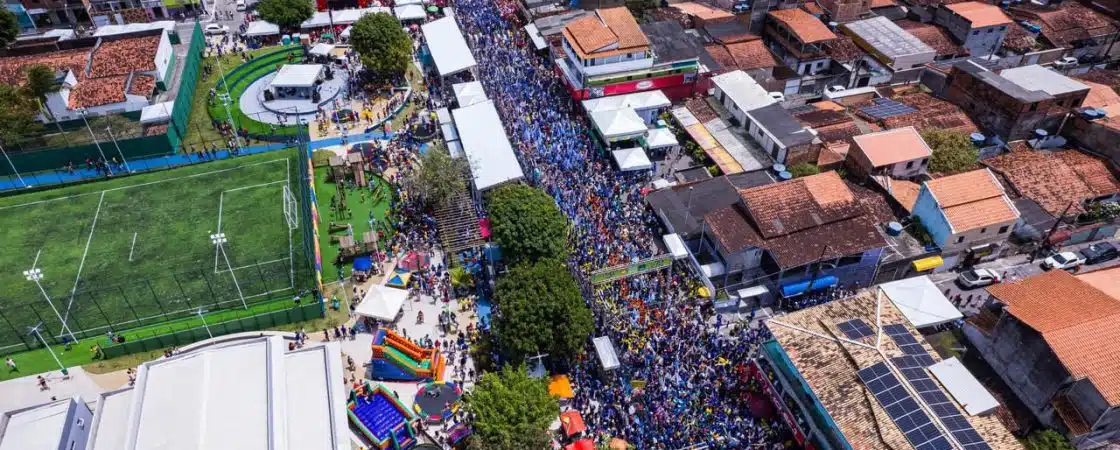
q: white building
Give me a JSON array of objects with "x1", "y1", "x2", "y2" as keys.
[
  {"x1": 710, "y1": 70, "x2": 777, "y2": 126},
  {"x1": 0, "y1": 396, "x2": 93, "y2": 450}
]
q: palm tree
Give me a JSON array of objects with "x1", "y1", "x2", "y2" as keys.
[{"x1": 23, "y1": 64, "x2": 66, "y2": 135}]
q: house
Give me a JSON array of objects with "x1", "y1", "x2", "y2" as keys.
[
  {"x1": 934, "y1": 2, "x2": 1012, "y2": 58},
  {"x1": 1065, "y1": 71, "x2": 1120, "y2": 162},
  {"x1": 710, "y1": 69, "x2": 778, "y2": 126},
  {"x1": 858, "y1": 90, "x2": 980, "y2": 135},
  {"x1": 842, "y1": 16, "x2": 936, "y2": 73},
  {"x1": 896, "y1": 20, "x2": 970, "y2": 60},
  {"x1": 911, "y1": 169, "x2": 1020, "y2": 258},
  {"x1": 0, "y1": 396, "x2": 92, "y2": 450},
  {"x1": 743, "y1": 103, "x2": 816, "y2": 163},
  {"x1": 965, "y1": 270, "x2": 1120, "y2": 449},
  {"x1": 760, "y1": 291, "x2": 1020, "y2": 450},
  {"x1": 763, "y1": 8, "x2": 838, "y2": 77},
  {"x1": 817, "y1": 0, "x2": 872, "y2": 23},
  {"x1": 983, "y1": 143, "x2": 1120, "y2": 216},
  {"x1": 946, "y1": 62, "x2": 1090, "y2": 141},
  {"x1": 1006, "y1": 2, "x2": 1120, "y2": 60},
  {"x1": 703, "y1": 39, "x2": 780, "y2": 81},
  {"x1": 848, "y1": 126, "x2": 932, "y2": 179}
]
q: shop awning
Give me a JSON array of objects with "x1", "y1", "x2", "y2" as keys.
[
  {"x1": 736, "y1": 285, "x2": 769, "y2": 298},
  {"x1": 911, "y1": 255, "x2": 944, "y2": 272},
  {"x1": 780, "y1": 275, "x2": 838, "y2": 297},
  {"x1": 559, "y1": 410, "x2": 586, "y2": 437}
]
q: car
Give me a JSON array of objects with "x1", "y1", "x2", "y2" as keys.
[
  {"x1": 236, "y1": 0, "x2": 246, "y2": 10},
  {"x1": 204, "y1": 23, "x2": 229, "y2": 35},
  {"x1": 1080, "y1": 242, "x2": 1119, "y2": 265},
  {"x1": 957, "y1": 268, "x2": 1002, "y2": 289},
  {"x1": 1053, "y1": 56, "x2": 1078, "y2": 69},
  {"x1": 1042, "y1": 251, "x2": 1085, "y2": 271},
  {"x1": 768, "y1": 91, "x2": 785, "y2": 103},
  {"x1": 731, "y1": 2, "x2": 750, "y2": 14}
]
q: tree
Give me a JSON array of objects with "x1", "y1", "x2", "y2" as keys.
[
  {"x1": 414, "y1": 147, "x2": 468, "y2": 207},
  {"x1": 0, "y1": 84, "x2": 42, "y2": 145},
  {"x1": 788, "y1": 162, "x2": 820, "y2": 178},
  {"x1": 464, "y1": 365, "x2": 558, "y2": 450},
  {"x1": 256, "y1": 0, "x2": 313, "y2": 32},
  {"x1": 24, "y1": 64, "x2": 60, "y2": 121},
  {"x1": 349, "y1": 13, "x2": 412, "y2": 78},
  {"x1": 0, "y1": 9, "x2": 18, "y2": 48},
  {"x1": 486, "y1": 184, "x2": 568, "y2": 265},
  {"x1": 1024, "y1": 430, "x2": 1074, "y2": 450},
  {"x1": 921, "y1": 129, "x2": 978, "y2": 175},
  {"x1": 493, "y1": 261, "x2": 593, "y2": 363}
]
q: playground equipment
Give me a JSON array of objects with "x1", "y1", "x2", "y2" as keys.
[
  {"x1": 370, "y1": 329, "x2": 446, "y2": 381},
  {"x1": 413, "y1": 381, "x2": 463, "y2": 423},
  {"x1": 386, "y1": 269, "x2": 412, "y2": 289},
  {"x1": 348, "y1": 382, "x2": 419, "y2": 450}
]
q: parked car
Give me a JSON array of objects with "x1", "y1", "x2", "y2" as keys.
[
  {"x1": 1053, "y1": 56, "x2": 1078, "y2": 69},
  {"x1": 1042, "y1": 251, "x2": 1085, "y2": 271},
  {"x1": 732, "y1": 2, "x2": 750, "y2": 14},
  {"x1": 1080, "y1": 242, "x2": 1119, "y2": 265},
  {"x1": 236, "y1": 0, "x2": 247, "y2": 10},
  {"x1": 768, "y1": 91, "x2": 785, "y2": 103},
  {"x1": 957, "y1": 268, "x2": 1002, "y2": 289},
  {"x1": 204, "y1": 23, "x2": 229, "y2": 35}
]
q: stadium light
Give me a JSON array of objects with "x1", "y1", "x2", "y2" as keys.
[
  {"x1": 76, "y1": 108, "x2": 113, "y2": 176},
  {"x1": 0, "y1": 140, "x2": 27, "y2": 189},
  {"x1": 27, "y1": 322, "x2": 68, "y2": 376},
  {"x1": 196, "y1": 308, "x2": 213, "y2": 339},
  {"x1": 209, "y1": 233, "x2": 248, "y2": 309},
  {"x1": 23, "y1": 268, "x2": 77, "y2": 343},
  {"x1": 212, "y1": 56, "x2": 244, "y2": 152}
]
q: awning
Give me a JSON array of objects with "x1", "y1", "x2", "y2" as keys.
[
  {"x1": 524, "y1": 23, "x2": 547, "y2": 50},
  {"x1": 928, "y1": 357, "x2": 1000, "y2": 416},
  {"x1": 780, "y1": 275, "x2": 838, "y2": 297},
  {"x1": 912, "y1": 255, "x2": 944, "y2": 272},
  {"x1": 736, "y1": 285, "x2": 769, "y2": 298},
  {"x1": 700, "y1": 262, "x2": 725, "y2": 277},
  {"x1": 394, "y1": 4, "x2": 427, "y2": 21},
  {"x1": 611, "y1": 147, "x2": 652, "y2": 171},
  {"x1": 309, "y1": 42, "x2": 335, "y2": 56},
  {"x1": 559, "y1": 410, "x2": 586, "y2": 437},
  {"x1": 548, "y1": 375, "x2": 574, "y2": 399},
  {"x1": 244, "y1": 21, "x2": 280, "y2": 37},
  {"x1": 354, "y1": 285, "x2": 408, "y2": 321},
  {"x1": 662, "y1": 234, "x2": 687, "y2": 260}
]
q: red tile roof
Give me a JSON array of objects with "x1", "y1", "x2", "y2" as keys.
[
  {"x1": 0, "y1": 48, "x2": 90, "y2": 86},
  {"x1": 724, "y1": 40, "x2": 779, "y2": 70},
  {"x1": 896, "y1": 20, "x2": 969, "y2": 58},
  {"x1": 90, "y1": 35, "x2": 160, "y2": 78},
  {"x1": 1010, "y1": 3, "x2": 1119, "y2": 49},
  {"x1": 69, "y1": 74, "x2": 129, "y2": 109},
  {"x1": 822, "y1": 36, "x2": 864, "y2": 63},
  {"x1": 598, "y1": 7, "x2": 649, "y2": 49},
  {"x1": 946, "y1": 2, "x2": 1013, "y2": 28},
  {"x1": 768, "y1": 8, "x2": 838, "y2": 44},
  {"x1": 983, "y1": 146, "x2": 1120, "y2": 215},
  {"x1": 875, "y1": 91, "x2": 980, "y2": 134},
  {"x1": 129, "y1": 73, "x2": 156, "y2": 96},
  {"x1": 852, "y1": 126, "x2": 933, "y2": 168},
  {"x1": 925, "y1": 169, "x2": 1018, "y2": 231}
]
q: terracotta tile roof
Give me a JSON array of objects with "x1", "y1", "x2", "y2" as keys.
[
  {"x1": 672, "y1": 2, "x2": 734, "y2": 21},
  {"x1": 794, "y1": 108, "x2": 851, "y2": 128},
  {"x1": 1000, "y1": 23, "x2": 1038, "y2": 51},
  {"x1": 813, "y1": 120, "x2": 863, "y2": 144},
  {"x1": 90, "y1": 35, "x2": 160, "y2": 78},
  {"x1": 1078, "y1": 267, "x2": 1120, "y2": 302},
  {"x1": 817, "y1": 145, "x2": 848, "y2": 167},
  {"x1": 926, "y1": 169, "x2": 1019, "y2": 232},
  {"x1": 988, "y1": 270, "x2": 1120, "y2": 405},
  {"x1": 684, "y1": 96, "x2": 719, "y2": 122},
  {"x1": 1081, "y1": 80, "x2": 1120, "y2": 121},
  {"x1": 704, "y1": 44, "x2": 739, "y2": 73},
  {"x1": 801, "y1": 1, "x2": 825, "y2": 15},
  {"x1": 598, "y1": 7, "x2": 650, "y2": 49},
  {"x1": 705, "y1": 205, "x2": 756, "y2": 252},
  {"x1": 724, "y1": 40, "x2": 779, "y2": 70},
  {"x1": 869, "y1": 0, "x2": 896, "y2": 8},
  {"x1": 1075, "y1": 69, "x2": 1120, "y2": 91},
  {"x1": 946, "y1": 2, "x2": 1013, "y2": 28},
  {"x1": 896, "y1": 20, "x2": 969, "y2": 58},
  {"x1": 885, "y1": 178, "x2": 921, "y2": 211},
  {"x1": 69, "y1": 74, "x2": 129, "y2": 109},
  {"x1": 767, "y1": 293, "x2": 1023, "y2": 449},
  {"x1": 852, "y1": 126, "x2": 933, "y2": 168},
  {"x1": 768, "y1": 8, "x2": 838, "y2": 44},
  {"x1": 564, "y1": 16, "x2": 619, "y2": 55},
  {"x1": 821, "y1": 36, "x2": 865, "y2": 63},
  {"x1": 128, "y1": 73, "x2": 156, "y2": 96},
  {"x1": 878, "y1": 92, "x2": 979, "y2": 134},
  {"x1": 0, "y1": 48, "x2": 90, "y2": 86},
  {"x1": 983, "y1": 147, "x2": 1120, "y2": 215},
  {"x1": 1010, "y1": 3, "x2": 1119, "y2": 49}
]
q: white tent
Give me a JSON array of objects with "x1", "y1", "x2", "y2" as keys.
[
  {"x1": 663, "y1": 234, "x2": 687, "y2": 259},
  {"x1": 396, "y1": 0, "x2": 423, "y2": 5},
  {"x1": 309, "y1": 43, "x2": 335, "y2": 57},
  {"x1": 583, "y1": 90, "x2": 671, "y2": 114},
  {"x1": 452, "y1": 81, "x2": 487, "y2": 107},
  {"x1": 244, "y1": 21, "x2": 280, "y2": 37},
  {"x1": 644, "y1": 127, "x2": 679, "y2": 149},
  {"x1": 302, "y1": 7, "x2": 390, "y2": 28},
  {"x1": 879, "y1": 276, "x2": 962, "y2": 328},
  {"x1": 592, "y1": 336, "x2": 620, "y2": 371},
  {"x1": 421, "y1": 17, "x2": 477, "y2": 76},
  {"x1": 394, "y1": 4, "x2": 427, "y2": 21},
  {"x1": 270, "y1": 64, "x2": 323, "y2": 88},
  {"x1": 355, "y1": 285, "x2": 408, "y2": 322},
  {"x1": 340, "y1": 26, "x2": 353, "y2": 39},
  {"x1": 590, "y1": 108, "x2": 647, "y2": 141},
  {"x1": 612, "y1": 147, "x2": 653, "y2": 171},
  {"x1": 452, "y1": 101, "x2": 524, "y2": 190},
  {"x1": 139, "y1": 101, "x2": 174, "y2": 125},
  {"x1": 440, "y1": 122, "x2": 459, "y2": 141},
  {"x1": 524, "y1": 23, "x2": 547, "y2": 50},
  {"x1": 94, "y1": 20, "x2": 175, "y2": 37}
]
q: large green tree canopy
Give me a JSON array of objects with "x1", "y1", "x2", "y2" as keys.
[
  {"x1": 256, "y1": 0, "x2": 314, "y2": 32},
  {"x1": 349, "y1": 13, "x2": 412, "y2": 78},
  {"x1": 921, "y1": 129, "x2": 979, "y2": 175},
  {"x1": 493, "y1": 260, "x2": 593, "y2": 363},
  {"x1": 486, "y1": 184, "x2": 569, "y2": 265},
  {"x1": 0, "y1": 9, "x2": 19, "y2": 48},
  {"x1": 414, "y1": 147, "x2": 468, "y2": 207},
  {"x1": 464, "y1": 365, "x2": 559, "y2": 450},
  {"x1": 0, "y1": 84, "x2": 42, "y2": 144}
]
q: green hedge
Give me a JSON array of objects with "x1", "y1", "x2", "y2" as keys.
[{"x1": 208, "y1": 47, "x2": 308, "y2": 139}]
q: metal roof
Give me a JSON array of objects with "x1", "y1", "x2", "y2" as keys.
[{"x1": 844, "y1": 16, "x2": 935, "y2": 60}]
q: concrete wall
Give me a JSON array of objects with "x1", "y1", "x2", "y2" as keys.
[
  {"x1": 941, "y1": 219, "x2": 1016, "y2": 253},
  {"x1": 912, "y1": 185, "x2": 955, "y2": 247},
  {"x1": 1065, "y1": 116, "x2": 1120, "y2": 165},
  {"x1": 154, "y1": 30, "x2": 174, "y2": 84},
  {"x1": 962, "y1": 26, "x2": 1007, "y2": 58},
  {"x1": 713, "y1": 85, "x2": 750, "y2": 125},
  {"x1": 777, "y1": 247, "x2": 886, "y2": 289},
  {"x1": 62, "y1": 399, "x2": 93, "y2": 450}
]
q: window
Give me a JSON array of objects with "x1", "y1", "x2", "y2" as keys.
[
  {"x1": 972, "y1": 30, "x2": 980, "y2": 36},
  {"x1": 987, "y1": 28, "x2": 994, "y2": 33},
  {"x1": 999, "y1": 225, "x2": 1010, "y2": 234},
  {"x1": 921, "y1": 158, "x2": 929, "y2": 166},
  {"x1": 980, "y1": 227, "x2": 987, "y2": 234},
  {"x1": 956, "y1": 236, "x2": 965, "y2": 244},
  {"x1": 999, "y1": 26, "x2": 1006, "y2": 31},
  {"x1": 906, "y1": 160, "x2": 915, "y2": 169}
]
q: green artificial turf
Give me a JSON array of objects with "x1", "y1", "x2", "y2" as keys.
[
  {"x1": 205, "y1": 47, "x2": 308, "y2": 138},
  {"x1": 313, "y1": 166, "x2": 396, "y2": 283},
  {"x1": 0, "y1": 149, "x2": 312, "y2": 353}
]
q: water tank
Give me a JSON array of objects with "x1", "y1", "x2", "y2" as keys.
[
  {"x1": 772, "y1": 163, "x2": 786, "y2": 173},
  {"x1": 970, "y1": 132, "x2": 986, "y2": 146},
  {"x1": 827, "y1": 21, "x2": 838, "y2": 29},
  {"x1": 886, "y1": 222, "x2": 903, "y2": 236},
  {"x1": 778, "y1": 171, "x2": 793, "y2": 180},
  {"x1": 1034, "y1": 129, "x2": 1049, "y2": 138}
]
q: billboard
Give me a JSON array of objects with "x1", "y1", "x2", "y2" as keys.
[{"x1": 590, "y1": 254, "x2": 673, "y2": 284}]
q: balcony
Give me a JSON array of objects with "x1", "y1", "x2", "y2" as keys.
[{"x1": 1052, "y1": 393, "x2": 1091, "y2": 436}]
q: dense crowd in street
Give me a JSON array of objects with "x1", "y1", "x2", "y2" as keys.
[{"x1": 452, "y1": 0, "x2": 793, "y2": 447}]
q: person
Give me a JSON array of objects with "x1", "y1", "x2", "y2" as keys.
[{"x1": 5, "y1": 358, "x2": 16, "y2": 372}]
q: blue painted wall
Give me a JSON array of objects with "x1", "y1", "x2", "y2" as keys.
[{"x1": 912, "y1": 185, "x2": 953, "y2": 248}]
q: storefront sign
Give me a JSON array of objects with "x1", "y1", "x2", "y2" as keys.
[{"x1": 590, "y1": 254, "x2": 673, "y2": 284}]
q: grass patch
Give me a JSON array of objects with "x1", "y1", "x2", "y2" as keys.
[{"x1": 314, "y1": 167, "x2": 396, "y2": 282}]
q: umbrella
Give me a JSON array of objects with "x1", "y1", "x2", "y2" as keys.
[{"x1": 427, "y1": 5, "x2": 438, "y2": 12}]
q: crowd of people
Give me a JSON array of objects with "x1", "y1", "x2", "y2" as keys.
[{"x1": 452, "y1": 0, "x2": 794, "y2": 448}]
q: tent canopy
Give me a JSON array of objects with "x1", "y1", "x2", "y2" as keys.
[
  {"x1": 548, "y1": 375, "x2": 574, "y2": 399},
  {"x1": 590, "y1": 108, "x2": 647, "y2": 140},
  {"x1": 644, "y1": 127, "x2": 679, "y2": 149},
  {"x1": 309, "y1": 42, "x2": 335, "y2": 56},
  {"x1": 139, "y1": 101, "x2": 174, "y2": 124},
  {"x1": 451, "y1": 101, "x2": 524, "y2": 190},
  {"x1": 612, "y1": 147, "x2": 652, "y2": 171},
  {"x1": 244, "y1": 21, "x2": 279, "y2": 37},
  {"x1": 663, "y1": 234, "x2": 687, "y2": 259},
  {"x1": 270, "y1": 64, "x2": 323, "y2": 88},
  {"x1": 452, "y1": 81, "x2": 487, "y2": 107},
  {"x1": 592, "y1": 336, "x2": 620, "y2": 371},
  {"x1": 879, "y1": 276, "x2": 962, "y2": 328},
  {"x1": 559, "y1": 411, "x2": 586, "y2": 437},
  {"x1": 355, "y1": 285, "x2": 408, "y2": 321},
  {"x1": 524, "y1": 23, "x2": 548, "y2": 50},
  {"x1": 394, "y1": 4, "x2": 427, "y2": 21},
  {"x1": 302, "y1": 7, "x2": 391, "y2": 28},
  {"x1": 421, "y1": 17, "x2": 477, "y2": 76}
]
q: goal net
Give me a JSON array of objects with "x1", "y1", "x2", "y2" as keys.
[{"x1": 282, "y1": 184, "x2": 299, "y2": 231}]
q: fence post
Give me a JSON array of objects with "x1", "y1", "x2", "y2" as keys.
[
  {"x1": 0, "y1": 307, "x2": 32, "y2": 352},
  {"x1": 145, "y1": 282, "x2": 170, "y2": 320},
  {"x1": 110, "y1": 288, "x2": 142, "y2": 324},
  {"x1": 172, "y1": 273, "x2": 194, "y2": 311},
  {"x1": 88, "y1": 291, "x2": 114, "y2": 332},
  {"x1": 254, "y1": 260, "x2": 269, "y2": 299}
]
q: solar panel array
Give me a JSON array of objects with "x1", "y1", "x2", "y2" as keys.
[
  {"x1": 861, "y1": 98, "x2": 918, "y2": 120},
  {"x1": 857, "y1": 362, "x2": 953, "y2": 450},
  {"x1": 838, "y1": 319, "x2": 875, "y2": 340}
]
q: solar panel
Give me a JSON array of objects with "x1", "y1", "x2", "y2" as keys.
[
  {"x1": 884, "y1": 324, "x2": 933, "y2": 359},
  {"x1": 860, "y1": 98, "x2": 918, "y2": 119},
  {"x1": 891, "y1": 355, "x2": 993, "y2": 450},
  {"x1": 858, "y1": 362, "x2": 953, "y2": 450},
  {"x1": 838, "y1": 319, "x2": 875, "y2": 340}
]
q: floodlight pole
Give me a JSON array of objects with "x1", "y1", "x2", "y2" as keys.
[
  {"x1": 196, "y1": 308, "x2": 213, "y2": 339},
  {"x1": 78, "y1": 108, "x2": 113, "y2": 176},
  {"x1": 24, "y1": 269, "x2": 77, "y2": 343},
  {"x1": 104, "y1": 124, "x2": 133, "y2": 173},
  {"x1": 28, "y1": 323, "x2": 67, "y2": 375},
  {"x1": 212, "y1": 55, "x2": 244, "y2": 152},
  {"x1": 0, "y1": 141, "x2": 27, "y2": 188},
  {"x1": 210, "y1": 233, "x2": 248, "y2": 309}
]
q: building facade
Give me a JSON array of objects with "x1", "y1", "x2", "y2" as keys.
[{"x1": 935, "y1": 2, "x2": 1011, "y2": 58}]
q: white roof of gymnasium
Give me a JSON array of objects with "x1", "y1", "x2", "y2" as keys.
[
  {"x1": 582, "y1": 90, "x2": 671, "y2": 113},
  {"x1": 452, "y1": 100, "x2": 524, "y2": 190},
  {"x1": 879, "y1": 276, "x2": 962, "y2": 328},
  {"x1": 929, "y1": 357, "x2": 1000, "y2": 416},
  {"x1": 422, "y1": 17, "x2": 478, "y2": 76},
  {"x1": 395, "y1": 4, "x2": 427, "y2": 20},
  {"x1": 355, "y1": 284, "x2": 408, "y2": 322},
  {"x1": 453, "y1": 81, "x2": 488, "y2": 107},
  {"x1": 87, "y1": 389, "x2": 134, "y2": 450},
  {"x1": 589, "y1": 108, "x2": 647, "y2": 139},
  {"x1": 302, "y1": 7, "x2": 391, "y2": 28},
  {"x1": 711, "y1": 70, "x2": 776, "y2": 113},
  {"x1": 644, "y1": 127, "x2": 679, "y2": 149},
  {"x1": 245, "y1": 21, "x2": 280, "y2": 37},
  {"x1": 94, "y1": 20, "x2": 175, "y2": 37},
  {"x1": 271, "y1": 64, "x2": 324, "y2": 88},
  {"x1": 117, "y1": 336, "x2": 347, "y2": 450},
  {"x1": 1000, "y1": 64, "x2": 1089, "y2": 97},
  {"x1": 0, "y1": 397, "x2": 84, "y2": 450}
]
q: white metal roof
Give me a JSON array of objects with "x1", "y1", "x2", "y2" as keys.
[
  {"x1": 355, "y1": 285, "x2": 408, "y2": 321},
  {"x1": 452, "y1": 81, "x2": 487, "y2": 107},
  {"x1": 612, "y1": 147, "x2": 653, "y2": 171},
  {"x1": 644, "y1": 127, "x2": 678, "y2": 149},
  {"x1": 87, "y1": 388, "x2": 134, "y2": 450},
  {"x1": 245, "y1": 21, "x2": 280, "y2": 37},
  {"x1": 283, "y1": 343, "x2": 348, "y2": 450},
  {"x1": 271, "y1": 64, "x2": 323, "y2": 88},
  {"x1": 524, "y1": 23, "x2": 547, "y2": 50},
  {"x1": 663, "y1": 233, "x2": 687, "y2": 259},
  {"x1": 302, "y1": 7, "x2": 391, "y2": 28},
  {"x1": 592, "y1": 336, "x2": 620, "y2": 371},
  {"x1": 140, "y1": 101, "x2": 174, "y2": 125},
  {"x1": 452, "y1": 100, "x2": 524, "y2": 190},
  {"x1": 1000, "y1": 65, "x2": 1089, "y2": 97},
  {"x1": 710, "y1": 70, "x2": 776, "y2": 113},
  {"x1": 0, "y1": 397, "x2": 82, "y2": 450},
  {"x1": 441, "y1": 123, "x2": 460, "y2": 142},
  {"x1": 589, "y1": 108, "x2": 647, "y2": 140},
  {"x1": 435, "y1": 107, "x2": 453, "y2": 125},
  {"x1": 447, "y1": 140, "x2": 464, "y2": 158},
  {"x1": 421, "y1": 17, "x2": 478, "y2": 76},
  {"x1": 843, "y1": 16, "x2": 936, "y2": 60},
  {"x1": 583, "y1": 90, "x2": 671, "y2": 113},
  {"x1": 928, "y1": 358, "x2": 1000, "y2": 416},
  {"x1": 878, "y1": 276, "x2": 962, "y2": 328},
  {"x1": 394, "y1": 4, "x2": 427, "y2": 21},
  {"x1": 94, "y1": 21, "x2": 175, "y2": 37},
  {"x1": 309, "y1": 43, "x2": 335, "y2": 56}
]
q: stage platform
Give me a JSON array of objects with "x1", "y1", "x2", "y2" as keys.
[{"x1": 239, "y1": 71, "x2": 349, "y2": 125}]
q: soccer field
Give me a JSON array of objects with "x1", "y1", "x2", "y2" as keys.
[{"x1": 0, "y1": 150, "x2": 313, "y2": 353}]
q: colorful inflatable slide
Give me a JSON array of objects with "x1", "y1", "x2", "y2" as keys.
[
  {"x1": 370, "y1": 329, "x2": 446, "y2": 381},
  {"x1": 348, "y1": 382, "x2": 419, "y2": 450}
]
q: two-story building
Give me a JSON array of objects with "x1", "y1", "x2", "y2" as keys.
[
  {"x1": 946, "y1": 62, "x2": 1090, "y2": 141},
  {"x1": 764, "y1": 8, "x2": 839, "y2": 78},
  {"x1": 841, "y1": 16, "x2": 936, "y2": 77},
  {"x1": 966, "y1": 269, "x2": 1120, "y2": 449},
  {"x1": 848, "y1": 126, "x2": 932, "y2": 179},
  {"x1": 910, "y1": 169, "x2": 1020, "y2": 263},
  {"x1": 758, "y1": 291, "x2": 1020, "y2": 450},
  {"x1": 935, "y1": 2, "x2": 1012, "y2": 58},
  {"x1": 0, "y1": 396, "x2": 93, "y2": 450}
]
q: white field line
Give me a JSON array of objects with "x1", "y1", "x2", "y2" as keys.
[
  {"x1": 129, "y1": 232, "x2": 138, "y2": 262},
  {"x1": 225, "y1": 257, "x2": 291, "y2": 272},
  {"x1": 287, "y1": 158, "x2": 294, "y2": 287},
  {"x1": 223, "y1": 179, "x2": 287, "y2": 192},
  {"x1": 31, "y1": 248, "x2": 42, "y2": 270},
  {"x1": 62, "y1": 191, "x2": 105, "y2": 323},
  {"x1": 214, "y1": 179, "x2": 289, "y2": 274}
]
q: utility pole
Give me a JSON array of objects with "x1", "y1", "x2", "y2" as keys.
[
  {"x1": 105, "y1": 124, "x2": 133, "y2": 173},
  {"x1": 1035, "y1": 201, "x2": 1075, "y2": 260},
  {"x1": 78, "y1": 108, "x2": 113, "y2": 176}
]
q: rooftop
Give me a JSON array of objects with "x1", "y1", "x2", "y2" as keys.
[
  {"x1": 768, "y1": 8, "x2": 837, "y2": 44},
  {"x1": 896, "y1": 20, "x2": 969, "y2": 58},
  {"x1": 0, "y1": 397, "x2": 83, "y2": 450},
  {"x1": 89, "y1": 34, "x2": 160, "y2": 78},
  {"x1": 987, "y1": 270, "x2": 1120, "y2": 406},
  {"x1": 843, "y1": 16, "x2": 936, "y2": 61},
  {"x1": 983, "y1": 146, "x2": 1120, "y2": 215},
  {"x1": 710, "y1": 70, "x2": 776, "y2": 112},
  {"x1": 999, "y1": 64, "x2": 1089, "y2": 97},
  {"x1": 720, "y1": 40, "x2": 779, "y2": 71},
  {"x1": 1078, "y1": 267, "x2": 1120, "y2": 301},
  {"x1": 746, "y1": 103, "x2": 815, "y2": 147},
  {"x1": 1008, "y1": 2, "x2": 1118, "y2": 49},
  {"x1": 672, "y1": 2, "x2": 734, "y2": 21},
  {"x1": 852, "y1": 126, "x2": 933, "y2": 168},
  {"x1": 703, "y1": 21, "x2": 757, "y2": 44},
  {"x1": 878, "y1": 91, "x2": 979, "y2": 134},
  {"x1": 640, "y1": 20, "x2": 718, "y2": 68},
  {"x1": 945, "y1": 2, "x2": 1012, "y2": 28},
  {"x1": 925, "y1": 168, "x2": 1019, "y2": 232},
  {"x1": 953, "y1": 60, "x2": 1051, "y2": 103},
  {"x1": 646, "y1": 173, "x2": 775, "y2": 237},
  {"x1": 822, "y1": 36, "x2": 866, "y2": 63},
  {"x1": 766, "y1": 292, "x2": 1020, "y2": 449},
  {"x1": 563, "y1": 8, "x2": 650, "y2": 58}
]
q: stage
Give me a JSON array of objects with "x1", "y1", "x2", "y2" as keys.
[{"x1": 238, "y1": 70, "x2": 349, "y2": 125}]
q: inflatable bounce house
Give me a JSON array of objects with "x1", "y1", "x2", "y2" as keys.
[
  {"x1": 348, "y1": 382, "x2": 419, "y2": 450},
  {"x1": 370, "y1": 329, "x2": 446, "y2": 381}
]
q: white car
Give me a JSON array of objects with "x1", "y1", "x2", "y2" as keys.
[
  {"x1": 1042, "y1": 251, "x2": 1085, "y2": 271},
  {"x1": 204, "y1": 23, "x2": 229, "y2": 35},
  {"x1": 236, "y1": 0, "x2": 246, "y2": 10},
  {"x1": 1053, "y1": 56, "x2": 1078, "y2": 69},
  {"x1": 957, "y1": 269, "x2": 1002, "y2": 289}
]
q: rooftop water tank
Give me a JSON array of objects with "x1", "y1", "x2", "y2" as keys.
[
  {"x1": 778, "y1": 171, "x2": 793, "y2": 180},
  {"x1": 1034, "y1": 128, "x2": 1049, "y2": 138},
  {"x1": 970, "y1": 132, "x2": 986, "y2": 146},
  {"x1": 886, "y1": 222, "x2": 903, "y2": 237}
]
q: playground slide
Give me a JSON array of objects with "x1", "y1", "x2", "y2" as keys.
[
  {"x1": 383, "y1": 331, "x2": 425, "y2": 361},
  {"x1": 371, "y1": 330, "x2": 446, "y2": 382}
]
